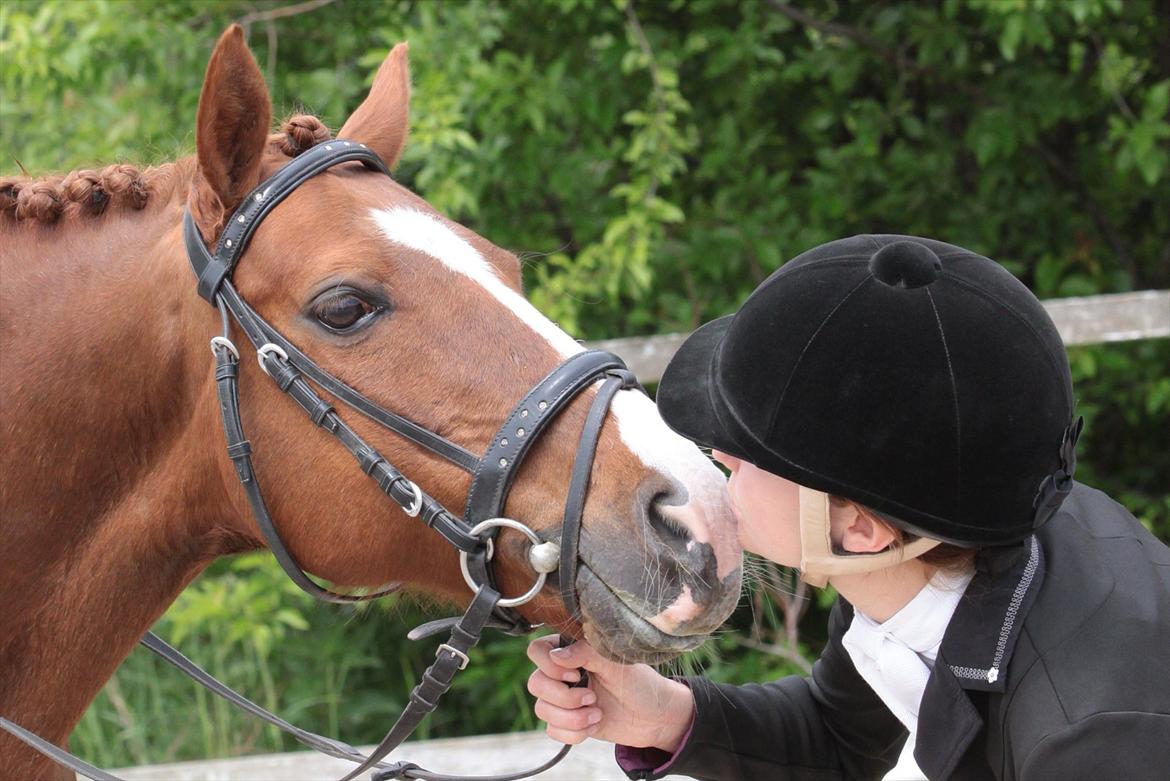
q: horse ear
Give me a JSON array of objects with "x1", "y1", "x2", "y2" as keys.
[
  {"x1": 192, "y1": 25, "x2": 272, "y2": 231},
  {"x1": 338, "y1": 43, "x2": 411, "y2": 167}
]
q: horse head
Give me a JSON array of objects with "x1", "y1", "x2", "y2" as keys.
[{"x1": 187, "y1": 26, "x2": 742, "y2": 664}]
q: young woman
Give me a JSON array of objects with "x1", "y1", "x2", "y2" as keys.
[{"x1": 526, "y1": 235, "x2": 1170, "y2": 780}]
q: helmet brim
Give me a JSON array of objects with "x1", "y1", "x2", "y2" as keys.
[{"x1": 656, "y1": 315, "x2": 759, "y2": 466}]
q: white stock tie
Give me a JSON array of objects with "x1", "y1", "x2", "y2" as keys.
[{"x1": 841, "y1": 570, "x2": 974, "y2": 734}]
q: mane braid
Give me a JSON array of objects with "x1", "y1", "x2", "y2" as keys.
[
  {"x1": 275, "y1": 113, "x2": 332, "y2": 157},
  {"x1": 0, "y1": 114, "x2": 333, "y2": 226}
]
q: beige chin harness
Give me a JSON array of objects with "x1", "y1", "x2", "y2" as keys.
[{"x1": 798, "y1": 486, "x2": 941, "y2": 587}]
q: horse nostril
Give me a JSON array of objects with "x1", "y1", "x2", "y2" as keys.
[{"x1": 646, "y1": 491, "x2": 692, "y2": 555}]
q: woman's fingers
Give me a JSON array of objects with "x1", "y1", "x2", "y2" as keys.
[
  {"x1": 545, "y1": 724, "x2": 599, "y2": 745},
  {"x1": 526, "y1": 636, "x2": 584, "y2": 683},
  {"x1": 528, "y1": 636, "x2": 612, "y2": 746},
  {"x1": 526, "y1": 634, "x2": 560, "y2": 662},
  {"x1": 527, "y1": 669, "x2": 597, "y2": 709},
  {"x1": 547, "y1": 638, "x2": 611, "y2": 675},
  {"x1": 534, "y1": 698, "x2": 604, "y2": 733}
]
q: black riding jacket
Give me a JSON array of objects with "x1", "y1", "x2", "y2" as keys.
[{"x1": 618, "y1": 483, "x2": 1170, "y2": 780}]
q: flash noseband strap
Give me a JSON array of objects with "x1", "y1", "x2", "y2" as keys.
[{"x1": 798, "y1": 486, "x2": 941, "y2": 587}]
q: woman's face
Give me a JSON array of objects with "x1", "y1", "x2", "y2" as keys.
[{"x1": 712, "y1": 450, "x2": 803, "y2": 568}]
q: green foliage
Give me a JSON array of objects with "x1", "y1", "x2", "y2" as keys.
[
  {"x1": 1070, "y1": 339, "x2": 1170, "y2": 542},
  {"x1": 4, "y1": 0, "x2": 1167, "y2": 768},
  {"x1": 72, "y1": 553, "x2": 539, "y2": 765}
]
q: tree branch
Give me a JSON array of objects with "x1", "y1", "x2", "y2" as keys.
[
  {"x1": 625, "y1": 0, "x2": 667, "y2": 200},
  {"x1": 733, "y1": 636, "x2": 813, "y2": 674},
  {"x1": 1090, "y1": 32, "x2": 1137, "y2": 122},
  {"x1": 765, "y1": 1, "x2": 986, "y2": 101},
  {"x1": 766, "y1": 0, "x2": 910, "y2": 72},
  {"x1": 766, "y1": 1, "x2": 1139, "y2": 282},
  {"x1": 237, "y1": 0, "x2": 338, "y2": 28},
  {"x1": 265, "y1": 19, "x2": 278, "y2": 85}
]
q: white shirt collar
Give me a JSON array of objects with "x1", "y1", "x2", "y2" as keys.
[
  {"x1": 841, "y1": 569, "x2": 974, "y2": 732},
  {"x1": 856, "y1": 568, "x2": 974, "y2": 661}
]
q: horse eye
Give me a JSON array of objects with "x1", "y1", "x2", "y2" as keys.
[{"x1": 313, "y1": 292, "x2": 380, "y2": 332}]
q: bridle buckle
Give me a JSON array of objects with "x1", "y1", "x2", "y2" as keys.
[
  {"x1": 390, "y1": 477, "x2": 424, "y2": 518},
  {"x1": 209, "y1": 335, "x2": 239, "y2": 360},
  {"x1": 256, "y1": 342, "x2": 289, "y2": 376},
  {"x1": 436, "y1": 643, "x2": 470, "y2": 670}
]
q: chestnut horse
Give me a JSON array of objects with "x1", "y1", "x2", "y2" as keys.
[{"x1": 0, "y1": 26, "x2": 742, "y2": 780}]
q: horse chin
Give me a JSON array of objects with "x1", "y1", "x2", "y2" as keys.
[{"x1": 575, "y1": 563, "x2": 707, "y2": 665}]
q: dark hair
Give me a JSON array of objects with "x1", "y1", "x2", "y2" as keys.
[
  {"x1": 897, "y1": 532, "x2": 977, "y2": 574},
  {"x1": 830, "y1": 495, "x2": 978, "y2": 574}
]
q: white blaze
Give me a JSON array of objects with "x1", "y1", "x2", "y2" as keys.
[
  {"x1": 370, "y1": 207, "x2": 732, "y2": 554},
  {"x1": 370, "y1": 207, "x2": 582, "y2": 357}
]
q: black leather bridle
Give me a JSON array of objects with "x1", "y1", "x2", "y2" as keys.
[{"x1": 1, "y1": 140, "x2": 640, "y2": 781}]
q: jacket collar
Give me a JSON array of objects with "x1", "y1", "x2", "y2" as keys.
[
  {"x1": 914, "y1": 534, "x2": 1045, "y2": 779},
  {"x1": 940, "y1": 534, "x2": 1044, "y2": 691}
]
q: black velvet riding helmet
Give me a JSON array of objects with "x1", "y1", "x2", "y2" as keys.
[{"x1": 657, "y1": 234, "x2": 1081, "y2": 547}]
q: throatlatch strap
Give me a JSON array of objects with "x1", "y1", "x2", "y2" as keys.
[{"x1": 213, "y1": 339, "x2": 401, "y2": 603}]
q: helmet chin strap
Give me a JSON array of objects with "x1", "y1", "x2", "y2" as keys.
[{"x1": 798, "y1": 486, "x2": 941, "y2": 588}]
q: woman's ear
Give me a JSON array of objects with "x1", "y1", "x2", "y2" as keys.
[
  {"x1": 832, "y1": 502, "x2": 898, "y2": 554},
  {"x1": 191, "y1": 25, "x2": 272, "y2": 241}
]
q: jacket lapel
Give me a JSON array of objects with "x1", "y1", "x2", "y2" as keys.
[
  {"x1": 915, "y1": 663, "x2": 984, "y2": 779},
  {"x1": 914, "y1": 535, "x2": 1045, "y2": 778},
  {"x1": 941, "y1": 535, "x2": 1044, "y2": 692}
]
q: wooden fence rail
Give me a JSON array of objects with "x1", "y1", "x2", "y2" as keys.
[{"x1": 587, "y1": 290, "x2": 1170, "y2": 384}]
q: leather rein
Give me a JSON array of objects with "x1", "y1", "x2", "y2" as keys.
[{"x1": 0, "y1": 140, "x2": 639, "y2": 781}]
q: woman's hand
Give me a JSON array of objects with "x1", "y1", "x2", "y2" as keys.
[{"x1": 526, "y1": 635, "x2": 695, "y2": 750}]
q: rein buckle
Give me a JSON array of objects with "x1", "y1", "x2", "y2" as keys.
[{"x1": 436, "y1": 643, "x2": 470, "y2": 670}]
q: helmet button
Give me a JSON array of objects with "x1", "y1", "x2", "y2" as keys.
[{"x1": 869, "y1": 240, "x2": 943, "y2": 289}]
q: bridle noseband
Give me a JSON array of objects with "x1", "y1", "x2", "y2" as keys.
[{"x1": 1, "y1": 140, "x2": 641, "y2": 781}]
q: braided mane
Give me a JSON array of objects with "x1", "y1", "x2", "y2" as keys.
[{"x1": 0, "y1": 115, "x2": 332, "y2": 225}]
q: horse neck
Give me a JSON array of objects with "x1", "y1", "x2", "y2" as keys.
[{"x1": 0, "y1": 159, "x2": 246, "y2": 761}]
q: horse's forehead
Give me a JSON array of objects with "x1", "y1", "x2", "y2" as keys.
[
  {"x1": 369, "y1": 205, "x2": 583, "y2": 357},
  {"x1": 254, "y1": 171, "x2": 577, "y2": 359},
  {"x1": 287, "y1": 172, "x2": 514, "y2": 272}
]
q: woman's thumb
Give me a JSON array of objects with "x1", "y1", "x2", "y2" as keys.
[{"x1": 548, "y1": 638, "x2": 611, "y2": 674}]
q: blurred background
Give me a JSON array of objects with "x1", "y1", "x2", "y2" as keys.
[{"x1": 2, "y1": 0, "x2": 1167, "y2": 769}]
